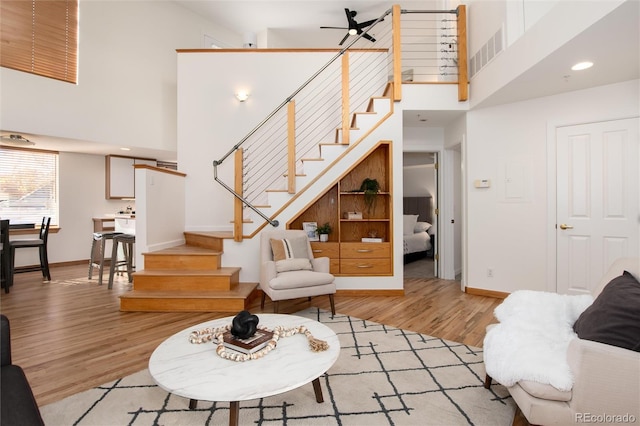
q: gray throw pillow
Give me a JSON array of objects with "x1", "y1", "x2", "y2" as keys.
[{"x1": 573, "y1": 271, "x2": 640, "y2": 352}]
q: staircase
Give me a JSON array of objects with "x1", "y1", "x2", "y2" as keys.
[
  {"x1": 121, "y1": 85, "x2": 393, "y2": 313},
  {"x1": 119, "y1": 232, "x2": 259, "y2": 312}
]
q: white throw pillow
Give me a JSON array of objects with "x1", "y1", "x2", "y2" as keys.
[
  {"x1": 403, "y1": 215, "x2": 419, "y2": 235},
  {"x1": 414, "y1": 221, "x2": 432, "y2": 233}
]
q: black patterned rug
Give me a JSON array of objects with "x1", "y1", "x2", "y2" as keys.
[{"x1": 40, "y1": 308, "x2": 515, "y2": 425}]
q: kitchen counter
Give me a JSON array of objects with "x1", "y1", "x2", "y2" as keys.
[{"x1": 92, "y1": 218, "x2": 115, "y2": 232}]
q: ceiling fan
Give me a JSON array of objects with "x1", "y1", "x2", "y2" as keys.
[{"x1": 320, "y1": 8, "x2": 379, "y2": 45}]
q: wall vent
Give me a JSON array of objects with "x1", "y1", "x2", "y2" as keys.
[{"x1": 469, "y1": 26, "x2": 504, "y2": 78}]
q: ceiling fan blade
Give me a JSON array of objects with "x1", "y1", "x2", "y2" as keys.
[
  {"x1": 345, "y1": 8, "x2": 357, "y2": 28},
  {"x1": 357, "y1": 18, "x2": 378, "y2": 29},
  {"x1": 361, "y1": 32, "x2": 376, "y2": 43},
  {"x1": 321, "y1": 26, "x2": 348, "y2": 29},
  {"x1": 338, "y1": 33, "x2": 350, "y2": 46}
]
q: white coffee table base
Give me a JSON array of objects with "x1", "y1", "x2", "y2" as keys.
[{"x1": 149, "y1": 314, "x2": 340, "y2": 426}]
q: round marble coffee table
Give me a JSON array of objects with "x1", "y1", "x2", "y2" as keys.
[{"x1": 149, "y1": 314, "x2": 340, "y2": 426}]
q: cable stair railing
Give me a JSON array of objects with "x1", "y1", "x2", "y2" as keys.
[{"x1": 211, "y1": 5, "x2": 467, "y2": 242}]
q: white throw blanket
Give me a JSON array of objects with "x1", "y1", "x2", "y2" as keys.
[{"x1": 483, "y1": 290, "x2": 593, "y2": 391}]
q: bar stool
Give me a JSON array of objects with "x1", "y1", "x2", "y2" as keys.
[
  {"x1": 108, "y1": 234, "x2": 135, "y2": 289},
  {"x1": 88, "y1": 231, "x2": 123, "y2": 285}
]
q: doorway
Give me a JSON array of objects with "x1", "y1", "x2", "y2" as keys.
[{"x1": 403, "y1": 152, "x2": 438, "y2": 279}]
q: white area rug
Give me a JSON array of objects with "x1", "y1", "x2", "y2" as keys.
[{"x1": 41, "y1": 308, "x2": 515, "y2": 425}]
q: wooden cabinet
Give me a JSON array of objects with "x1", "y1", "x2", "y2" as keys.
[
  {"x1": 310, "y1": 242, "x2": 340, "y2": 274},
  {"x1": 340, "y1": 242, "x2": 391, "y2": 275},
  {"x1": 289, "y1": 142, "x2": 392, "y2": 276},
  {"x1": 106, "y1": 155, "x2": 156, "y2": 199}
]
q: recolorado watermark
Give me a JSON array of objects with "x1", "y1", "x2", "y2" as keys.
[{"x1": 576, "y1": 413, "x2": 637, "y2": 423}]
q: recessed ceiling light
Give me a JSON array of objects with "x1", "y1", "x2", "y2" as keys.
[
  {"x1": 571, "y1": 61, "x2": 593, "y2": 71},
  {"x1": 120, "y1": 147, "x2": 131, "y2": 151}
]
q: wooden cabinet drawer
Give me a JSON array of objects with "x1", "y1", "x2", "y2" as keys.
[
  {"x1": 340, "y1": 242, "x2": 390, "y2": 258},
  {"x1": 329, "y1": 259, "x2": 340, "y2": 275},
  {"x1": 310, "y1": 242, "x2": 339, "y2": 259},
  {"x1": 340, "y1": 258, "x2": 391, "y2": 275}
]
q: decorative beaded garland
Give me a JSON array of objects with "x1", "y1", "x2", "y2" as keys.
[{"x1": 188, "y1": 324, "x2": 329, "y2": 362}]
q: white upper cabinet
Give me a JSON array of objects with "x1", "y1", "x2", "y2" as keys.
[{"x1": 106, "y1": 155, "x2": 156, "y2": 199}]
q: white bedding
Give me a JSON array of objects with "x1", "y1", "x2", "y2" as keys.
[{"x1": 403, "y1": 231, "x2": 432, "y2": 255}]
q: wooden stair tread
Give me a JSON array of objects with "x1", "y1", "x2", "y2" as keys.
[
  {"x1": 319, "y1": 142, "x2": 349, "y2": 146},
  {"x1": 121, "y1": 283, "x2": 257, "y2": 299},
  {"x1": 146, "y1": 245, "x2": 222, "y2": 255},
  {"x1": 184, "y1": 231, "x2": 233, "y2": 239},
  {"x1": 135, "y1": 267, "x2": 240, "y2": 276}
]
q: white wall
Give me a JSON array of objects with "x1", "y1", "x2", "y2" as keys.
[
  {"x1": 403, "y1": 164, "x2": 436, "y2": 199},
  {"x1": 134, "y1": 167, "x2": 186, "y2": 270},
  {"x1": 468, "y1": 0, "x2": 624, "y2": 108},
  {"x1": 0, "y1": 1, "x2": 239, "y2": 157},
  {"x1": 178, "y1": 51, "x2": 341, "y2": 232},
  {"x1": 3, "y1": 1, "x2": 240, "y2": 269},
  {"x1": 465, "y1": 79, "x2": 639, "y2": 293}
]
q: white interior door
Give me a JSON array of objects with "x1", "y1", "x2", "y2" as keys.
[{"x1": 556, "y1": 118, "x2": 639, "y2": 295}]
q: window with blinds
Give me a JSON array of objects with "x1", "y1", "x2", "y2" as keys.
[
  {"x1": 0, "y1": 147, "x2": 59, "y2": 226},
  {"x1": 1, "y1": 0, "x2": 79, "y2": 84}
]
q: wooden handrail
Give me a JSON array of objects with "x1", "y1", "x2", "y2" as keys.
[{"x1": 133, "y1": 164, "x2": 186, "y2": 177}]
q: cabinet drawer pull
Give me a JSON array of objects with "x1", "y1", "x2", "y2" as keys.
[
  {"x1": 312, "y1": 249, "x2": 322, "y2": 253},
  {"x1": 357, "y1": 264, "x2": 373, "y2": 268},
  {"x1": 356, "y1": 249, "x2": 373, "y2": 253}
]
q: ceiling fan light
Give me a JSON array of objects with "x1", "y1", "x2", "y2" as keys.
[
  {"x1": 348, "y1": 29, "x2": 357, "y2": 35},
  {"x1": 0, "y1": 134, "x2": 35, "y2": 146}
]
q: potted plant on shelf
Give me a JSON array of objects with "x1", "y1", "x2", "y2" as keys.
[
  {"x1": 316, "y1": 223, "x2": 332, "y2": 242},
  {"x1": 359, "y1": 178, "x2": 380, "y2": 215}
]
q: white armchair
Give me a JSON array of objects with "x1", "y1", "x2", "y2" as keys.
[
  {"x1": 483, "y1": 257, "x2": 640, "y2": 425},
  {"x1": 259, "y1": 230, "x2": 336, "y2": 315}
]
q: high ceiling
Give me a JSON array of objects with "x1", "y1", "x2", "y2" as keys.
[
  {"x1": 2, "y1": 1, "x2": 638, "y2": 156},
  {"x1": 176, "y1": 0, "x2": 421, "y2": 40},
  {"x1": 177, "y1": 0, "x2": 639, "y2": 126}
]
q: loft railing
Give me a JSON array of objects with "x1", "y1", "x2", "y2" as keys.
[{"x1": 211, "y1": 5, "x2": 466, "y2": 240}]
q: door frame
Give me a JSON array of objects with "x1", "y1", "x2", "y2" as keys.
[{"x1": 546, "y1": 115, "x2": 640, "y2": 293}]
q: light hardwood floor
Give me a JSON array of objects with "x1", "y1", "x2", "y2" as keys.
[{"x1": 1, "y1": 264, "x2": 504, "y2": 408}]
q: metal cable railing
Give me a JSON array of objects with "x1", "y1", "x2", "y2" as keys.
[
  {"x1": 400, "y1": 10, "x2": 459, "y2": 82},
  {"x1": 212, "y1": 6, "x2": 462, "y2": 231}
]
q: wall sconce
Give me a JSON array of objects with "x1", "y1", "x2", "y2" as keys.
[{"x1": 235, "y1": 90, "x2": 250, "y2": 102}]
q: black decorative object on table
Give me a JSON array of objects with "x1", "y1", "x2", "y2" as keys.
[{"x1": 231, "y1": 310, "x2": 259, "y2": 339}]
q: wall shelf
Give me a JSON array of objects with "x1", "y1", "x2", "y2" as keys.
[{"x1": 288, "y1": 141, "x2": 392, "y2": 276}]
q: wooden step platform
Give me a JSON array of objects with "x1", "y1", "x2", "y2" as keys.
[
  {"x1": 132, "y1": 267, "x2": 241, "y2": 291},
  {"x1": 119, "y1": 231, "x2": 257, "y2": 313},
  {"x1": 120, "y1": 282, "x2": 259, "y2": 312}
]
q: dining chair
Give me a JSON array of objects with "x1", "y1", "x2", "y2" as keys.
[
  {"x1": 9, "y1": 217, "x2": 52, "y2": 283},
  {"x1": 0, "y1": 220, "x2": 11, "y2": 293}
]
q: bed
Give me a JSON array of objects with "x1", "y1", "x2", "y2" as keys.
[{"x1": 403, "y1": 196, "x2": 434, "y2": 264}]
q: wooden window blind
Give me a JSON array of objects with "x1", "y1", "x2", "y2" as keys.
[{"x1": 1, "y1": 0, "x2": 78, "y2": 84}]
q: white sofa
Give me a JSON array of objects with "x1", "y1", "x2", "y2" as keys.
[{"x1": 484, "y1": 257, "x2": 640, "y2": 425}]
